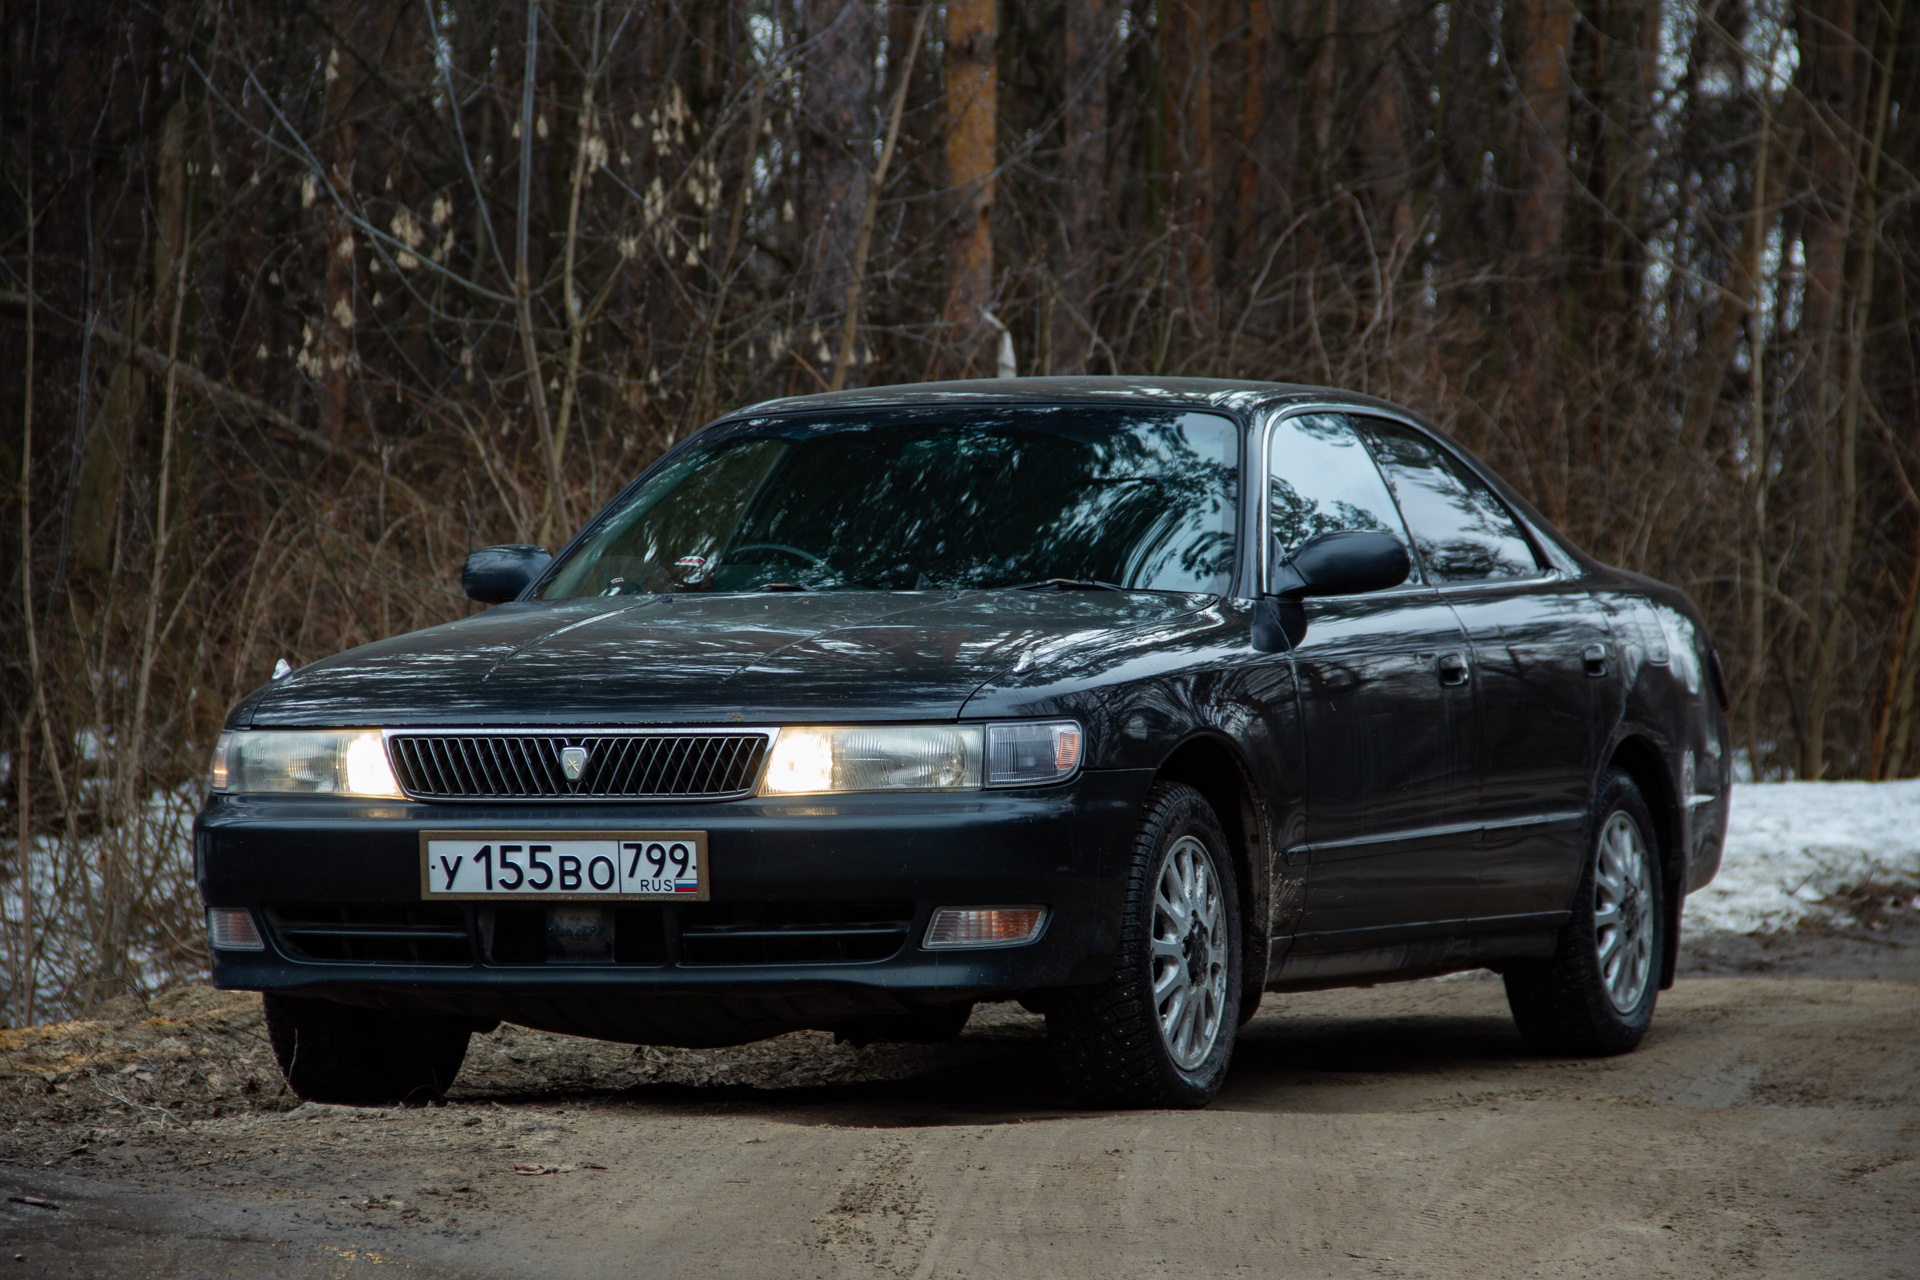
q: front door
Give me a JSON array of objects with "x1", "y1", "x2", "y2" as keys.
[
  {"x1": 1264, "y1": 412, "x2": 1481, "y2": 951},
  {"x1": 1289, "y1": 591, "x2": 1481, "y2": 944}
]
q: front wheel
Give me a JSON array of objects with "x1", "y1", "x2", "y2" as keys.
[
  {"x1": 1504, "y1": 770, "x2": 1664, "y2": 1056},
  {"x1": 1047, "y1": 783, "x2": 1243, "y2": 1108}
]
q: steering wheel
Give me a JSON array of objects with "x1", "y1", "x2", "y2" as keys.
[{"x1": 726, "y1": 542, "x2": 831, "y2": 571}]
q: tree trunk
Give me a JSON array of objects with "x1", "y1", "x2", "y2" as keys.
[
  {"x1": 800, "y1": 0, "x2": 879, "y2": 366},
  {"x1": 1233, "y1": 0, "x2": 1279, "y2": 240},
  {"x1": 1505, "y1": 0, "x2": 1575, "y2": 512},
  {"x1": 321, "y1": 30, "x2": 361, "y2": 449},
  {"x1": 1796, "y1": 0, "x2": 1870, "y2": 777},
  {"x1": 1433, "y1": 0, "x2": 1496, "y2": 264},
  {"x1": 1051, "y1": 0, "x2": 1114, "y2": 375},
  {"x1": 1159, "y1": 0, "x2": 1216, "y2": 358},
  {"x1": 941, "y1": 0, "x2": 996, "y2": 376},
  {"x1": 1680, "y1": 24, "x2": 1784, "y2": 454},
  {"x1": 1351, "y1": 0, "x2": 1412, "y2": 250}
]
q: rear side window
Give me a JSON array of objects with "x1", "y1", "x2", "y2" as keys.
[
  {"x1": 1357, "y1": 418, "x2": 1542, "y2": 583},
  {"x1": 1266, "y1": 413, "x2": 1414, "y2": 577}
]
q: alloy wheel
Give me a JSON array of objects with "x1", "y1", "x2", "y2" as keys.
[
  {"x1": 1150, "y1": 834, "x2": 1228, "y2": 1071},
  {"x1": 1593, "y1": 811, "x2": 1654, "y2": 1014}
]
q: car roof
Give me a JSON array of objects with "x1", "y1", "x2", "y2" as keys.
[
  {"x1": 727, "y1": 376, "x2": 1418, "y2": 422},
  {"x1": 713, "y1": 376, "x2": 1600, "y2": 577}
]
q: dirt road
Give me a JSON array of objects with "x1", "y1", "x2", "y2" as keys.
[{"x1": 3, "y1": 933, "x2": 1916, "y2": 1279}]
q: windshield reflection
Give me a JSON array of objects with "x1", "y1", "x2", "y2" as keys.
[{"x1": 542, "y1": 408, "x2": 1240, "y2": 597}]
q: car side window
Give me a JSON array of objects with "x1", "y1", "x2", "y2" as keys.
[
  {"x1": 1357, "y1": 418, "x2": 1543, "y2": 583},
  {"x1": 1266, "y1": 412, "x2": 1416, "y2": 585}
]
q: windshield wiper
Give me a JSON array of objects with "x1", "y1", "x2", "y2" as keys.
[
  {"x1": 753, "y1": 581, "x2": 814, "y2": 592},
  {"x1": 1005, "y1": 577, "x2": 1126, "y2": 592}
]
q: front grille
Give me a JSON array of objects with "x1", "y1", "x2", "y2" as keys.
[
  {"x1": 267, "y1": 903, "x2": 472, "y2": 965},
  {"x1": 678, "y1": 901, "x2": 914, "y2": 966},
  {"x1": 388, "y1": 731, "x2": 770, "y2": 801}
]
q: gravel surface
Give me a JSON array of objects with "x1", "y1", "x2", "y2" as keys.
[{"x1": 2, "y1": 922, "x2": 1917, "y2": 1278}]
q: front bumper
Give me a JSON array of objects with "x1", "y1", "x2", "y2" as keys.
[{"x1": 195, "y1": 769, "x2": 1151, "y2": 1043}]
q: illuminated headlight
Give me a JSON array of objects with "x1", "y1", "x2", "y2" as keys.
[
  {"x1": 210, "y1": 729, "x2": 404, "y2": 798},
  {"x1": 760, "y1": 726, "x2": 983, "y2": 795},
  {"x1": 757, "y1": 721, "x2": 1083, "y2": 795}
]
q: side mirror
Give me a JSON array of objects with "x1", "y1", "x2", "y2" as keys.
[
  {"x1": 463, "y1": 545, "x2": 551, "y2": 604},
  {"x1": 1269, "y1": 530, "x2": 1410, "y2": 599}
]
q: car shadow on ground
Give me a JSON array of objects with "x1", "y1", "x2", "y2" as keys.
[{"x1": 447, "y1": 993, "x2": 1554, "y2": 1127}]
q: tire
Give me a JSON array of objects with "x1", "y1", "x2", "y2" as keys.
[
  {"x1": 1504, "y1": 770, "x2": 1664, "y2": 1057},
  {"x1": 264, "y1": 994, "x2": 472, "y2": 1105},
  {"x1": 1048, "y1": 783, "x2": 1243, "y2": 1108}
]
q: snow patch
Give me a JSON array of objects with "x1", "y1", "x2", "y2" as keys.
[{"x1": 1685, "y1": 780, "x2": 1920, "y2": 934}]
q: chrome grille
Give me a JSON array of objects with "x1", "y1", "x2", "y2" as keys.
[{"x1": 387, "y1": 731, "x2": 771, "y2": 801}]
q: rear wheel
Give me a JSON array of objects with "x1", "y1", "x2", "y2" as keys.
[
  {"x1": 1047, "y1": 783, "x2": 1242, "y2": 1108},
  {"x1": 264, "y1": 994, "x2": 472, "y2": 1105},
  {"x1": 1504, "y1": 770, "x2": 1663, "y2": 1056}
]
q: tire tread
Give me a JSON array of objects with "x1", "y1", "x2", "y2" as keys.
[
  {"x1": 1504, "y1": 770, "x2": 1663, "y2": 1057},
  {"x1": 1048, "y1": 783, "x2": 1241, "y2": 1108}
]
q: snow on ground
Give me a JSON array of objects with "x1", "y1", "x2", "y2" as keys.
[{"x1": 1685, "y1": 780, "x2": 1920, "y2": 934}]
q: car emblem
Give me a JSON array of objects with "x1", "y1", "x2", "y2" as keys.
[{"x1": 559, "y1": 745, "x2": 590, "y2": 781}]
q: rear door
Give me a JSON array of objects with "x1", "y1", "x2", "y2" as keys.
[
  {"x1": 1268, "y1": 413, "x2": 1481, "y2": 949},
  {"x1": 1356, "y1": 417, "x2": 1608, "y2": 927}
]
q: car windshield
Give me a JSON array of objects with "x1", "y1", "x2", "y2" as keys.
[{"x1": 541, "y1": 407, "x2": 1240, "y2": 597}]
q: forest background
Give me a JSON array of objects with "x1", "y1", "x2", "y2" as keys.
[{"x1": 0, "y1": 0, "x2": 1914, "y2": 1025}]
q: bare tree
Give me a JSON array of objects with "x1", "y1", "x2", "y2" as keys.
[
  {"x1": 1160, "y1": 0, "x2": 1218, "y2": 359},
  {"x1": 941, "y1": 0, "x2": 996, "y2": 375},
  {"x1": 1052, "y1": 0, "x2": 1116, "y2": 376},
  {"x1": 799, "y1": 0, "x2": 880, "y2": 376},
  {"x1": 1506, "y1": 0, "x2": 1577, "y2": 510}
]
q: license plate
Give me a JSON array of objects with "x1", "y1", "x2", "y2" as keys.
[{"x1": 419, "y1": 830, "x2": 707, "y2": 901}]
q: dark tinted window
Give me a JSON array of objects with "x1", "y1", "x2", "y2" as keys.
[
  {"x1": 1358, "y1": 418, "x2": 1541, "y2": 583},
  {"x1": 541, "y1": 408, "x2": 1239, "y2": 596},
  {"x1": 1266, "y1": 413, "x2": 1414, "y2": 586}
]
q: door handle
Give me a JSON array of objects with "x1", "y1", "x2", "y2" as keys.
[
  {"x1": 1436, "y1": 651, "x2": 1471, "y2": 686},
  {"x1": 1582, "y1": 643, "x2": 1609, "y2": 677}
]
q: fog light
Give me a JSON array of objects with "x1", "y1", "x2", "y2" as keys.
[
  {"x1": 923, "y1": 906, "x2": 1048, "y2": 950},
  {"x1": 206, "y1": 908, "x2": 265, "y2": 952}
]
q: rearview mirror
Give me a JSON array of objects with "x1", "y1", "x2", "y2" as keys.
[
  {"x1": 1268, "y1": 530, "x2": 1410, "y2": 599},
  {"x1": 463, "y1": 545, "x2": 551, "y2": 604}
]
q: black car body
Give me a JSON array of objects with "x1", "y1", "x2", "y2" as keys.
[{"x1": 196, "y1": 378, "x2": 1730, "y2": 1097}]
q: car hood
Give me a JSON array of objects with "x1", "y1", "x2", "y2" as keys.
[{"x1": 240, "y1": 590, "x2": 1214, "y2": 727}]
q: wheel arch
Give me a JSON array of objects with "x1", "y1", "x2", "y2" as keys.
[
  {"x1": 1152, "y1": 731, "x2": 1271, "y2": 1024},
  {"x1": 1604, "y1": 734, "x2": 1683, "y2": 990}
]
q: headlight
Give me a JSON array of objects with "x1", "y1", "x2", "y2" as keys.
[
  {"x1": 211, "y1": 729, "x2": 404, "y2": 798},
  {"x1": 757, "y1": 721, "x2": 1082, "y2": 795},
  {"x1": 760, "y1": 726, "x2": 982, "y2": 794}
]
